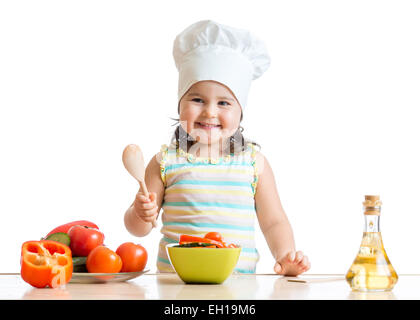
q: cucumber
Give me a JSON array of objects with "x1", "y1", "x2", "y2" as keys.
[
  {"x1": 45, "y1": 232, "x2": 71, "y2": 246},
  {"x1": 73, "y1": 264, "x2": 88, "y2": 272},
  {"x1": 72, "y1": 256, "x2": 87, "y2": 266},
  {"x1": 72, "y1": 256, "x2": 88, "y2": 273}
]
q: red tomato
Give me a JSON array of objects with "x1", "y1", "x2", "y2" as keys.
[
  {"x1": 204, "y1": 232, "x2": 223, "y2": 242},
  {"x1": 68, "y1": 225, "x2": 104, "y2": 256},
  {"x1": 86, "y1": 246, "x2": 122, "y2": 273},
  {"x1": 116, "y1": 242, "x2": 148, "y2": 272},
  {"x1": 45, "y1": 220, "x2": 99, "y2": 237}
]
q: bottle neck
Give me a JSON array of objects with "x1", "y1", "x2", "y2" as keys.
[{"x1": 364, "y1": 214, "x2": 380, "y2": 232}]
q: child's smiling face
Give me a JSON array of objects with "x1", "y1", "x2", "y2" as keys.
[{"x1": 178, "y1": 80, "x2": 242, "y2": 146}]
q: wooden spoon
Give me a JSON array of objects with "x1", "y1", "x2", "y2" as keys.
[{"x1": 122, "y1": 144, "x2": 157, "y2": 228}]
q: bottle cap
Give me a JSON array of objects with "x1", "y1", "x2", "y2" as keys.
[{"x1": 363, "y1": 195, "x2": 382, "y2": 215}]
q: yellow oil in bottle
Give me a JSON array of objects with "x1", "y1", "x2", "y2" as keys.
[
  {"x1": 346, "y1": 232, "x2": 398, "y2": 291},
  {"x1": 345, "y1": 196, "x2": 398, "y2": 292}
]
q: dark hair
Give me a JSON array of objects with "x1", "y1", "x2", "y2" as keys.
[{"x1": 169, "y1": 118, "x2": 260, "y2": 155}]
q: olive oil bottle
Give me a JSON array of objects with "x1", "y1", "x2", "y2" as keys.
[{"x1": 345, "y1": 195, "x2": 398, "y2": 291}]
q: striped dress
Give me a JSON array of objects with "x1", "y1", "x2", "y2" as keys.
[{"x1": 156, "y1": 141, "x2": 260, "y2": 274}]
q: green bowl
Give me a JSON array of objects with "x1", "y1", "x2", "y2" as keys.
[{"x1": 166, "y1": 244, "x2": 241, "y2": 284}]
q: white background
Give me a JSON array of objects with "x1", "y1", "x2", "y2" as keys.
[{"x1": 1, "y1": 0, "x2": 419, "y2": 275}]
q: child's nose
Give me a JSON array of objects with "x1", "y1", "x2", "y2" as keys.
[{"x1": 202, "y1": 102, "x2": 218, "y2": 118}]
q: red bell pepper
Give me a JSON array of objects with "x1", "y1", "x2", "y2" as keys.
[
  {"x1": 179, "y1": 234, "x2": 227, "y2": 248},
  {"x1": 20, "y1": 240, "x2": 73, "y2": 288}
]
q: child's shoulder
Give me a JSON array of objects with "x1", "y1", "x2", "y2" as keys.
[
  {"x1": 245, "y1": 142, "x2": 264, "y2": 163},
  {"x1": 146, "y1": 144, "x2": 170, "y2": 171},
  {"x1": 254, "y1": 150, "x2": 265, "y2": 174},
  {"x1": 248, "y1": 146, "x2": 271, "y2": 178},
  {"x1": 154, "y1": 143, "x2": 174, "y2": 161}
]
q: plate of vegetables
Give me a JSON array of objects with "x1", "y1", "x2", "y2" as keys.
[
  {"x1": 20, "y1": 220, "x2": 150, "y2": 288},
  {"x1": 70, "y1": 255, "x2": 149, "y2": 284}
]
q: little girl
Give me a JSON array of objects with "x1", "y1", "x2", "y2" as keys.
[{"x1": 124, "y1": 20, "x2": 310, "y2": 275}]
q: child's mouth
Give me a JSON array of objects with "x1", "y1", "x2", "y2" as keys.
[{"x1": 195, "y1": 122, "x2": 222, "y2": 130}]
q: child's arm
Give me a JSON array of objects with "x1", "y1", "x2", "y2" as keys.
[
  {"x1": 254, "y1": 152, "x2": 310, "y2": 276},
  {"x1": 124, "y1": 153, "x2": 164, "y2": 237}
]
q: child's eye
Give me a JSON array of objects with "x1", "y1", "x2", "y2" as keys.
[
  {"x1": 218, "y1": 101, "x2": 230, "y2": 106},
  {"x1": 192, "y1": 98, "x2": 204, "y2": 103}
]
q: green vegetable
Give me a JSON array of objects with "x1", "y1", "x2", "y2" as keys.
[
  {"x1": 72, "y1": 256, "x2": 87, "y2": 266},
  {"x1": 72, "y1": 256, "x2": 88, "y2": 273},
  {"x1": 45, "y1": 232, "x2": 71, "y2": 247},
  {"x1": 73, "y1": 264, "x2": 88, "y2": 272},
  {"x1": 175, "y1": 242, "x2": 215, "y2": 248}
]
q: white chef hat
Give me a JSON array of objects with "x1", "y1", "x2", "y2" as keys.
[{"x1": 173, "y1": 20, "x2": 270, "y2": 110}]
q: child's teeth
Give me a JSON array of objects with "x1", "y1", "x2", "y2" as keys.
[{"x1": 201, "y1": 123, "x2": 218, "y2": 127}]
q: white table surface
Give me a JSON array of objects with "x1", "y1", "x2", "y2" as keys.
[{"x1": 1, "y1": 273, "x2": 419, "y2": 300}]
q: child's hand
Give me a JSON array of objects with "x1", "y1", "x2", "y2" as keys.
[
  {"x1": 133, "y1": 191, "x2": 159, "y2": 224},
  {"x1": 274, "y1": 251, "x2": 310, "y2": 276}
]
